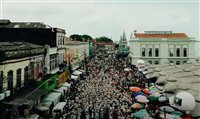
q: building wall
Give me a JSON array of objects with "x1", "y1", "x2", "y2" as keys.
[
  {"x1": 0, "y1": 59, "x2": 29, "y2": 92},
  {"x1": 129, "y1": 38, "x2": 198, "y2": 65}
]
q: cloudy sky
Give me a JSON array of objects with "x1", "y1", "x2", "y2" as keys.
[{"x1": 0, "y1": 0, "x2": 199, "y2": 43}]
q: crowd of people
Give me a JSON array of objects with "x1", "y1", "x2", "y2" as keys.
[
  {"x1": 62, "y1": 50, "x2": 192, "y2": 119},
  {"x1": 64, "y1": 51, "x2": 142, "y2": 119}
]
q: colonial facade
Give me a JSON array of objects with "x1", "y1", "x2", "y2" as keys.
[
  {"x1": 64, "y1": 38, "x2": 89, "y2": 69},
  {"x1": 129, "y1": 31, "x2": 198, "y2": 65},
  {"x1": 0, "y1": 42, "x2": 45, "y2": 100}
]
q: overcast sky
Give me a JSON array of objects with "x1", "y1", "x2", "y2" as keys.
[{"x1": 1, "y1": 0, "x2": 199, "y2": 42}]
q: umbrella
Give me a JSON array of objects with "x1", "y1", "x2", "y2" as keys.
[
  {"x1": 130, "y1": 103, "x2": 144, "y2": 109},
  {"x1": 173, "y1": 111, "x2": 183, "y2": 116},
  {"x1": 159, "y1": 96, "x2": 168, "y2": 102},
  {"x1": 133, "y1": 92, "x2": 144, "y2": 97},
  {"x1": 148, "y1": 95, "x2": 159, "y2": 102},
  {"x1": 151, "y1": 92, "x2": 161, "y2": 97},
  {"x1": 159, "y1": 106, "x2": 175, "y2": 113},
  {"x1": 130, "y1": 86, "x2": 142, "y2": 92},
  {"x1": 136, "y1": 98, "x2": 149, "y2": 103},
  {"x1": 143, "y1": 89, "x2": 150, "y2": 95},
  {"x1": 159, "y1": 113, "x2": 182, "y2": 119},
  {"x1": 135, "y1": 95, "x2": 147, "y2": 100},
  {"x1": 149, "y1": 86, "x2": 159, "y2": 91},
  {"x1": 133, "y1": 109, "x2": 150, "y2": 118}
]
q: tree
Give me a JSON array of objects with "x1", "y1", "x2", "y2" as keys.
[
  {"x1": 70, "y1": 34, "x2": 82, "y2": 41},
  {"x1": 96, "y1": 36, "x2": 113, "y2": 42},
  {"x1": 70, "y1": 34, "x2": 93, "y2": 42},
  {"x1": 81, "y1": 34, "x2": 93, "y2": 42}
]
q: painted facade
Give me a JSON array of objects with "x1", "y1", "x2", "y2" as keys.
[
  {"x1": 64, "y1": 38, "x2": 89, "y2": 69},
  {"x1": 129, "y1": 31, "x2": 198, "y2": 65}
]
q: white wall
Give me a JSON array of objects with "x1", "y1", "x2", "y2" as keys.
[{"x1": 0, "y1": 59, "x2": 29, "y2": 91}]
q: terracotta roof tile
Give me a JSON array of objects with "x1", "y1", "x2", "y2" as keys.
[{"x1": 134, "y1": 33, "x2": 188, "y2": 38}]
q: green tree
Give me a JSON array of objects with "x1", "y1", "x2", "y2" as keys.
[
  {"x1": 70, "y1": 34, "x2": 82, "y2": 41},
  {"x1": 81, "y1": 34, "x2": 93, "y2": 42},
  {"x1": 96, "y1": 36, "x2": 113, "y2": 42}
]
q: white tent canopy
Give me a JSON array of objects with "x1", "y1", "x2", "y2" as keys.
[
  {"x1": 62, "y1": 82, "x2": 71, "y2": 88},
  {"x1": 42, "y1": 92, "x2": 62, "y2": 105},
  {"x1": 53, "y1": 86, "x2": 69, "y2": 95},
  {"x1": 53, "y1": 102, "x2": 67, "y2": 112},
  {"x1": 71, "y1": 75, "x2": 79, "y2": 80},
  {"x1": 72, "y1": 70, "x2": 82, "y2": 76}
]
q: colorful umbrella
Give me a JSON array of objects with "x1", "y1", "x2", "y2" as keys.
[
  {"x1": 136, "y1": 98, "x2": 149, "y2": 103},
  {"x1": 143, "y1": 89, "x2": 150, "y2": 95},
  {"x1": 173, "y1": 111, "x2": 183, "y2": 116},
  {"x1": 151, "y1": 92, "x2": 161, "y2": 97},
  {"x1": 135, "y1": 95, "x2": 147, "y2": 100},
  {"x1": 133, "y1": 109, "x2": 150, "y2": 118},
  {"x1": 159, "y1": 106, "x2": 175, "y2": 113},
  {"x1": 159, "y1": 113, "x2": 182, "y2": 119},
  {"x1": 130, "y1": 86, "x2": 142, "y2": 92},
  {"x1": 148, "y1": 95, "x2": 159, "y2": 102},
  {"x1": 133, "y1": 92, "x2": 144, "y2": 97},
  {"x1": 130, "y1": 103, "x2": 144, "y2": 109}
]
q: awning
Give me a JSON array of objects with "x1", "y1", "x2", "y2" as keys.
[
  {"x1": 34, "y1": 102, "x2": 51, "y2": 112},
  {"x1": 62, "y1": 82, "x2": 71, "y2": 88},
  {"x1": 53, "y1": 102, "x2": 67, "y2": 112},
  {"x1": 71, "y1": 75, "x2": 79, "y2": 80},
  {"x1": 6, "y1": 89, "x2": 47, "y2": 107},
  {"x1": 53, "y1": 86, "x2": 69, "y2": 95},
  {"x1": 42, "y1": 92, "x2": 62, "y2": 105},
  {"x1": 72, "y1": 70, "x2": 82, "y2": 76},
  {"x1": 77, "y1": 69, "x2": 86, "y2": 73}
]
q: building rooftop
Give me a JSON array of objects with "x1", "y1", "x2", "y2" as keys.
[
  {"x1": 0, "y1": 42, "x2": 44, "y2": 51},
  {"x1": 132, "y1": 31, "x2": 188, "y2": 38},
  {"x1": 0, "y1": 20, "x2": 51, "y2": 29}
]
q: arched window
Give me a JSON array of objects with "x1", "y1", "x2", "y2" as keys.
[
  {"x1": 183, "y1": 48, "x2": 187, "y2": 57},
  {"x1": 141, "y1": 48, "x2": 145, "y2": 57},
  {"x1": 0, "y1": 71, "x2": 3, "y2": 93},
  {"x1": 169, "y1": 47, "x2": 174, "y2": 57},
  {"x1": 149, "y1": 48, "x2": 152, "y2": 57},
  {"x1": 155, "y1": 61, "x2": 159, "y2": 64},
  {"x1": 24, "y1": 66, "x2": 29, "y2": 86},
  {"x1": 7, "y1": 70, "x2": 13, "y2": 93},
  {"x1": 176, "y1": 48, "x2": 180, "y2": 57},
  {"x1": 16, "y1": 69, "x2": 22, "y2": 88},
  {"x1": 155, "y1": 48, "x2": 159, "y2": 57},
  {"x1": 169, "y1": 61, "x2": 174, "y2": 64},
  {"x1": 183, "y1": 61, "x2": 187, "y2": 64},
  {"x1": 176, "y1": 61, "x2": 180, "y2": 65},
  {"x1": 149, "y1": 61, "x2": 152, "y2": 64}
]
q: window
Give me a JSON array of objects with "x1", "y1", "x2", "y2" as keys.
[
  {"x1": 183, "y1": 61, "x2": 187, "y2": 64},
  {"x1": 176, "y1": 48, "x2": 180, "y2": 57},
  {"x1": 176, "y1": 61, "x2": 180, "y2": 65},
  {"x1": 155, "y1": 61, "x2": 159, "y2": 64},
  {"x1": 183, "y1": 48, "x2": 187, "y2": 57},
  {"x1": 7, "y1": 70, "x2": 13, "y2": 93},
  {"x1": 169, "y1": 47, "x2": 174, "y2": 57},
  {"x1": 155, "y1": 48, "x2": 159, "y2": 57},
  {"x1": 16, "y1": 69, "x2": 21, "y2": 88},
  {"x1": 148, "y1": 48, "x2": 152, "y2": 57},
  {"x1": 141, "y1": 48, "x2": 145, "y2": 57},
  {"x1": 50, "y1": 54, "x2": 58, "y2": 71},
  {"x1": 24, "y1": 66, "x2": 29, "y2": 86},
  {"x1": 0, "y1": 71, "x2": 3, "y2": 93},
  {"x1": 169, "y1": 61, "x2": 174, "y2": 64},
  {"x1": 149, "y1": 61, "x2": 152, "y2": 64}
]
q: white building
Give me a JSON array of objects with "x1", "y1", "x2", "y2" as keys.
[
  {"x1": 64, "y1": 38, "x2": 89, "y2": 69},
  {"x1": 129, "y1": 31, "x2": 198, "y2": 65}
]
